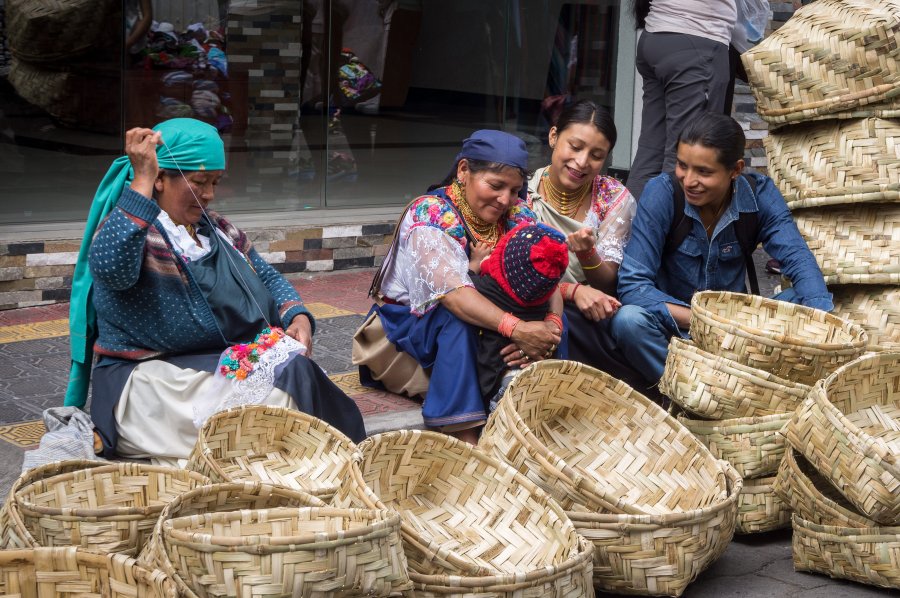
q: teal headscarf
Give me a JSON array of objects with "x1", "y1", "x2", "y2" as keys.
[{"x1": 65, "y1": 118, "x2": 226, "y2": 408}]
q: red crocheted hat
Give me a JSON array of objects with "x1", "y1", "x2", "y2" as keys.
[{"x1": 480, "y1": 223, "x2": 569, "y2": 307}]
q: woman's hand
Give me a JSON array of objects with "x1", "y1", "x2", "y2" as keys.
[
  {"x1": 126, "y1": 127, "x2": 162, "y2": 198},
  {"x1": 573, "y1": 285, "x2": 621, "y2": 321},
  {"x1": 285, "y1": 314, "x2": 313, "y2": 356},
  {"x1": 468, "y1": 241, "x2": 492, "y2": 274},
  {"x1": 501, "y1": 320, "x2": 561, "y2": 367},
  {"x1": 566, "y1": 227, "x2": 596, "y2": 253}
]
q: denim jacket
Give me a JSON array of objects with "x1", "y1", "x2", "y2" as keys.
[{"x1": 617, "y1": 172, "x2": 833, "y2": 335}]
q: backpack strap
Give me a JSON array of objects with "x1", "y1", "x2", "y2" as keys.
[{"x1": 663, "y1": 172, "x2": 761, "y2": 295}]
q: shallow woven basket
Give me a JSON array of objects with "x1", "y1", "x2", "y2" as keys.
[
  {"x1": 830, "y1": 284, "x2": 900, "y2": 351},
  {"x1": 735, "y1": 476, "x2": 791, "y2": 535},
  {"x1": 0, "y1": 546, "x2": 176, "y2": 597},
  {"x1": 794, "y1": 204, "x2": 900, "y2": 285},
  {"x1": 187, "y1": 405, "x2": 361, "y2": 503},
  {"x1": 161, "y1": 507, "x2": 411, "y2": 597},
  {"x1": 138, "y1": 481, "x2": 327, "y2": 571},
  {"x1": 773, "y1": 447, "x2": 876, "y2": 528},
  {"x1": 0, "y1": 460, "x2": 107, "y2": 550},
  {"x1": 480, "y1": 360, "x2": 729, "y2": 516},
  {"x1": 568, "y1": 462, "x2": 741, "y2": 597},
  {"x1": 660, "y1": 338, "x2": 809, "y2": 420},
  {"x1": 342, "y1": 429, "x2": 594, "y2": 595},
  {"x1": 13, "y1": 462, "x2": 209, "y2": 555},
  {"x1": 784, "y1": 351, "x2": 900, "y2": 524},
  {"x1": 791, "y1": 515, "x2": 900, "y2": 590},
  {"x1": 677, "y1": 412, "x2": 792, "y2": 480},
  {"x1": 765, "y1": 118, "x2": 900, "y2": 210},
  {"x1": 741, "y1": 0, "x2": 900, "y2": 127},
  {"x1": 690, "y1": 291, "x2": 867, "y2": 384}
]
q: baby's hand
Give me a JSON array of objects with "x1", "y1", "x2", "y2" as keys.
[{"x1": 468, "y1": 241, "x2": 492, "y2": 274}]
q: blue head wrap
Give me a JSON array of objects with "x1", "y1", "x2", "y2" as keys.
[{"x1": 443, "y1": 130, "x2": 530, "y2": 199}]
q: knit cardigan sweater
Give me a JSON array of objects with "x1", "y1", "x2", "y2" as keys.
[{"x1": 89, "y1": 188, "x2": 314, "y2": 360}]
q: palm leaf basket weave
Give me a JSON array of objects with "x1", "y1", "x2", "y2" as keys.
[
  {"x1": 0, "y1": 460, "x2": 107, "y2": 550},
  {"x1": 187, "y1": 405, "x2": 361, "y2": 503},
  {"x1": 830, "y1": 284, "x2": 900, "y2": 351},
  {"x1": 340, "y1": 429, "x2": 594, "y2": 597},
  {"x1": 138, "y1": 481, "x2": 327, "y2": 575},
  {"x1": 740, "y1": 0, "x2": 900, "y2": 127},
  {"x1": 794, "y1": 204, "x2": 900, "y2": 285},
  {"x1": 784, "y1": 351, "x2": 900, "y2": 524},
  {"x1": 161, "y1": 507, "x2": 411, "y2": 597},
  {"x1": 791, "y1": 515, "x2": 900, "y2": 590},
  {"x1": 660, "y1": 337, "x2": 809, "y2": 420},
  {"x1": 676, "y1": 412, "x2": 792, "y2": 480},
  {"x1": 480, "y1": 360, "x2": 728, "y2": 516},
  {"x1": 773, "y1": 447, "x2": 876, "y2": 528},
  {"x1": 0, "y1": 546, "x2": 176, "y2": 597},
  {"x1": 11, "y1": 462, "x2": 209, "y2": 556},
  {"x1": 565, "y1": 463, "x2": 741, "y2": 597},
  {"x1": 690, "y1": 291, "x2": 867, "y2": 384},
  {"x1": 6, "y1": 0, "x2": 118, "y2": 63},
  {"x1": 735, "y1": 476, "x2": 791, "y2": 534},
  {"x1": 765, "y1": 118, "x2": 900, "y2": 210}
]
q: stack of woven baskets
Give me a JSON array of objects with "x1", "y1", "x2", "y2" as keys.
[
  {"x1": 659, "y1": 291, "x2": 868, "y2": 535},
  {"x1": 742, "y1": 0, "x2": 900, "y2": 352},
  {"x1": 775, "y1": 351, "x2": 900, "y2": 591},
  {"x1": 478, "y1": 359, "x2": 742, "y2": 597}
]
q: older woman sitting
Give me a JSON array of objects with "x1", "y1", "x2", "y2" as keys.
[{"x1": 66, "y1": 118, "x2": 365, "y2": 465}]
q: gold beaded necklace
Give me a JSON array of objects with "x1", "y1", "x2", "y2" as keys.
[
  {"x1": 451, "y1": 180, "x2": 501, "y2": 247},
  {"x1": 541, "y1": 170, "x2": 591, "y2": 218}
]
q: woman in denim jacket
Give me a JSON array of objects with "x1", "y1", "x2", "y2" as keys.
[{"x1": 612, "y1": 112, "x2": 833, "y2": 389}]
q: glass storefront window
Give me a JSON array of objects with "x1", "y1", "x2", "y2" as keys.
[{"x1": 0, "y1": 0, "x2": 629, "y2": 225}]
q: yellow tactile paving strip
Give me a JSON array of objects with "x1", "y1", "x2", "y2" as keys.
[
  {"x1": 304, "y1": 302, "x2": 357, "y2": 319},
  {"x1": 329, "y1": 371, "x2": 370, "y2": 395},
  {"x1": 0, "y1": 421, "x2": 46, "y2": 448}
]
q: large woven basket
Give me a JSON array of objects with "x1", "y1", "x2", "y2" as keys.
[
  {"x1": 765, "y1": 118, "x2": 900, "y2": 210},
  {"x1": 830, "y1": 284, "x2": 900, "y2": 351},
  {"x1": 0, "y1": 546, "x2": 176, "y2": 597},
  {"x1": 741, "y1": 0, "x2": 900, "y2": 127},
  {"x1": 690, "y1": 291, "x2": 867, "y2": 384},
  {"x1": 660, "y1": 338, "x2": 809, "y2": 420},
  {"x1": 784, "y1": 351, "x2": 900, "y2": 524},
  {"x1": 677, "y1": 412, "x2": 792, "y2": 480},
  {"x1": 343, "y1": 430, "x2": 594, "y2": 595},
  {"x1": 567, "y1": 462, "x2": 741, "y2": 597},
  {"x1": 6, "y1": 0, "x2": 118, "y2": 63},
  {"x1": 773, "y1": 447, "x2": 875, "y2": 528},
  {"x1": 794, "y1": 204, "x2": 900, "y2": 285},
  {"x1": 187, "y1": 405, "x2": 361, "y2": 503},
  {"x1": 735, "y1": 476, "x2": 791, "y2": 535},
  {"x1": 792, "y1": 515, "x2": 900, "y2": 590},
  {"x1": 0, "y1": 460, "x2": 107, "y2": 550},
  {"x1": 161, "y1": 507, "x2": 411, "y2": 597},
  {"x1": 479, "y1": 360, "x2": 728, "y2": 516},
  {"x1": 12, "y1": 462, "x2": 209, "y2": 555}
]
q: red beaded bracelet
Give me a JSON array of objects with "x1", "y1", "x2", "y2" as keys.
[
  {"x1": 497, "y1": 312, "x2": 521, "y2": 338},
  {"x1": 544, "y1": 313, "x2": 563, "y2": 332}
]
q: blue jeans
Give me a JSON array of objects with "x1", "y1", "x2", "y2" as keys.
[{"x1": 609, "y1": 304, "x2": 674, "y2": 387}]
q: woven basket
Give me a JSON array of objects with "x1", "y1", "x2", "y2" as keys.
[
  {"x1": 741, "y1": 0, "x2": 900, "y2": 127},
  {"x1": 677, "y1": 412, "x2": 791, "y2": 480},
  {"x1": 765, "y1": 118, "x2": 900, "y2": 210},
  {"x1": 480, "y1": 360, "x2": 730, "y2": 516},
  {"x1": 792, "y1": 515, "x2": 900, "y2": 590},
  {"x1": 187, "y1": 405, "x2": 361, "y2": 503},
  {"x1": 138, "y1": 481, "x2": 327, "y2": 571},
  {"x1": 794, "y1": 204, "x2": 900, "y2": 285},
  {"x1": 660, "y1": 338, "x2": 809, "y2": 420},
  {"x1": 342, "y1": 429, "x2": 594, "y2": 595},
  {"x1": 784, "y1": 351, "x2": 900, "y2": 524},
  {"x1": 0, "y1": 546, "x2": 176, "y2": 597},
  {"x1": 161, "y1": 507, "x2": 411, "y2": 597},
  {"x1": 690, "y1": 291, "x2": 867, "y2": 384},
  {"x1": 0, "y1": 460, "x2": 107, "y2": 550},
  {"x1": 6, "y1": 0, "x2": 118, "y2": 63},
  {"x1": 773, "y1": 447, "x2": 875, "y2": 528},
  {"x1": 735, "y1": 476, "x2": 791, "y2": 535},
  {"x1": 12, "y1": 462, "x2": 208, "y2": 555},
  {"x1": 830, "y1": 284, "x2": 900, "y2": 351},
  {"x1": 567, "y1": 462, "x2": 741, "y2": 597}
]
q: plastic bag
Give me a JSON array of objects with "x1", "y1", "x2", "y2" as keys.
[{"x1": 732, "y1": 0, "x2": 769, "y2": 52}]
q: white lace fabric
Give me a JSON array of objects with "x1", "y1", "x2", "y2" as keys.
[
  {"x1": 379, "y1": 219, "x2": 473, "y2": 315},
  {"x1": 192, "y1": 335, "x2": 307, "y2": 428}
]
